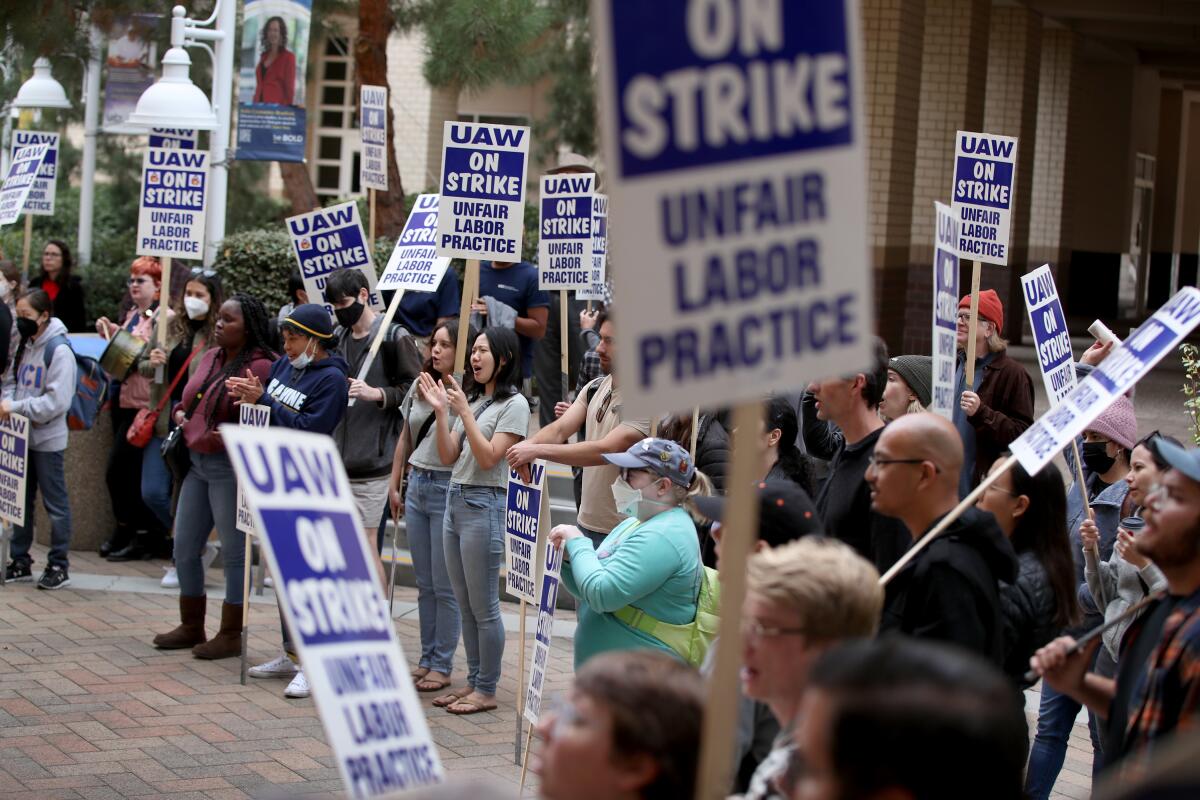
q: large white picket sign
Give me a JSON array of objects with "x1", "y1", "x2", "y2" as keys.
[
  {"x1": 1011, "y1": 288, "x2": 1200, "y2": 474},
  {"x1": 538, "y1": 173, "x2": 594, "y2": 290},
  {"x1": 360, "y1": 85, "x2": 388, "y2": 192},
  {"x1": 951, "y1": 131, "x2": 1017, "y2": 266},
  {"x1": 0, "y1": 414, "x2": 30, "y2": 526},
  {"x1": 436, "y1": 121, "x2": 530, "y2": 261},
  {"x1": 1021, "y1": 265, "x2": 1075, "y2": 405},
  {"x1": 378, "y1": 194, "x2": 450, "y2": 293},
  {"x1": 0, "y1": 143, "x2": 50, "y2": 226},
  {"x1": 504, "y1": 462, "x2": 548, "y2": 605},
  {"x1": 136, "y1": 147, "x2": 210, "y2": 259},
  {"x1": 235, "y1": 404, "x2": 270, "y2": 535},
  {"x1": 523, "y1": 541, "x2": 563, "y2": 726},
  {"x1": 221, "y1": 426, "x2": 444, "y2": 798},
  {"x1": 592, "y1": 0, "x2": 873, "y2": 416},
  {"x1": 931, "y1": 202, "x2": 959, "y2": 419},
  {"x1": 11, "y1": 131, "x2": 58, "y2": 216},
  {"x1": 287, "y1": 201, "x2": 383, "y2": 314}
]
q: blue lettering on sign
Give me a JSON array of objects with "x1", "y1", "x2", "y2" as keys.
[
  {"x1": 934, "y1": 249, "x2": 958, "y2": 331},
  {"x1": 540, "y1": 196, "x2": 592, "y2": 241},
  {"x1": 441, "y1": 147, "x2": 525, "y2": 201},
  {"x1": 1031, "y1": 300, "x2": 1071, "y2": 372},
  {"x1": 610, "y1": 0, "x2": 853, "y2": 177},
  {"x1": 535, "y1": 576, "x2": 560, "y2": 645},
  {"x1": 142, "y1": 170, "x2": 207, "y2": 211},
  {"x1": 1090, "y1": 321, "x2": 1174, "y2": 396},
  {"x1": 952, "y1": 157, "x2": 1013, "y2": 209}
]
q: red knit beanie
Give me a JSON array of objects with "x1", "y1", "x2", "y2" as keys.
[{"x1": 958, "y1": 289, "x2": 1004, "y2": 330}]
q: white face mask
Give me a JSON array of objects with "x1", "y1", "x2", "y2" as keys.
[
  {"x1": 289, "y1": 339, "x2": 316, "y2": 370},
  {"x1": 611, "y1": 476, "x2": 643, "y2": 518},
  {"x1": 183, "y1": 296, "x2": 210, "y2": 320}
]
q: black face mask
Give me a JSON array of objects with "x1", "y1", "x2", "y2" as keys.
[
  {"x1": 1082, "y1": 441, "x2": 1117, "y2": 475},
  {"x1": 334, "y1": 300, "x2": 364, "y2": 329},
  {"x1": 16, "y1": 317, "x2": 39, "y2": 340}
]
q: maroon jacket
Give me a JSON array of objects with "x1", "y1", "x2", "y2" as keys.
[
  {"x1": 968, "y1": 350, "x2": 1034, "y2": 485},
  {"x1": 173, "y1": 347, "x2": 275, "y2": 454}
]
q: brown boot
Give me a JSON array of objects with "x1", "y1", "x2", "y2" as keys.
[
  {"x1": 153, "y1": 595, "x2": 208, "y2": 649},
  {"x1": 191, "y1": 602, "x2": 244, "y2": 660}
]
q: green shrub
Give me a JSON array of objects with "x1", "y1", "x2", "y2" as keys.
[{"x1": 211, "y1": 228, "x2": 297, "y2": 314}]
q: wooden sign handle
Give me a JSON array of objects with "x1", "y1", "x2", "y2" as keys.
[
  {"x1": 963, "y1": 260, "x2": 982, "y2": 387},
  {"x1": 454, "y1": 261, "x2": 480, "y2": 379}
]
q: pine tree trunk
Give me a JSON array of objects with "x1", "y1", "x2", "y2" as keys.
[{"x1": 355, "y1": 0, "x2": 407, "y2": 237}]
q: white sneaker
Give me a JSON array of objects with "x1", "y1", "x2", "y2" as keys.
[
  {"x1": 201, "y1": 543, "x2": 220, "y2": 571},
  {"x1": 160, "y1": 567, "x2": 179, "y2": 589},
  {"x1": 248, "y1": 653, "x2": 297, "y2": 679},
  {"x1": 284, "y1": 668, "x2": 310, "y2": 698}
]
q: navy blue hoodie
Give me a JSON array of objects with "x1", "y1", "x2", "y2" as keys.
[{"x1": 262, "y1": 352, "x2": 350, "y2": 435}]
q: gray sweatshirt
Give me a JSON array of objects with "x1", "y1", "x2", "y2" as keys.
[{"x1": 3, "y1": 318, "x2": 75, "y2": 452}]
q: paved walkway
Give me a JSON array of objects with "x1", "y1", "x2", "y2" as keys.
[{"x1": 1, "y1": 543, "x2": 1093, "y2": 799}]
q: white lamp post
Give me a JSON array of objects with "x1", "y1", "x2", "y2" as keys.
[
  {"x1": 12, "y1": 57, "x2": 72, "y2": 110},
  {"x1": 127, "y1": 3, "x2": 235, "y2": 266}
]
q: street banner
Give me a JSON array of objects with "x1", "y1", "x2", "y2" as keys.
[
  {"x1": 951, "y1": 131, "x2": 1018, "y2": 266},
  {"x1": 236, "y1": 404, "x2": 271, "y2": 535},
  {"x1": 10, "y1": 131, "x2": 57, "y2": 216},
  {"x1": 378, "y1": 194, "x2": 450, "y2": 293},
  {"x1": 0, "y1": 414, "x2": 29, "y2": 527},
  {"x1": 538, "y1": 173, "x2": 594, "y2": 290},
  {"x1": 523, "y1": 541, "x2": 563, "y2": 726},
  {"x1": 136, "y1": 147, "x2": 210, "y2": 259},
  {"x1": 235, "y1": 0, "x2": 311, "y2": 162},
  {"x1": 0, "y1": 143, "x2": 50, "y2": 226},
  {"x1": 222, "y1": 425, "x2": 444, "y2": 797},
  {"x1": 436, "y1": 121, "x2": 530, "y2": 261},
  {"x1": 931, "y1": 202, "x2": 959, "y2": 419},
  {"x1": 504, "y1": 462, "x2": 548, "y2": 604},
  {"x1": 102, "y1": 14, "x2": 158, "y2": 133},
  {"x1": 1011, "y1": 288, "x2": 1200, "y2": 474},
  {"x1": 591, "y1": 192, "x2": 608, "y2": 288},
  {"x1": 287, "y1": 201, "x2": 383, "y2": 315},
  {"x1": 591, "y1": 0, "x2": 873, "y2": 416},
  {"x1": 1021, "y1": 264, "x2": 1075, "y2": 405},
  {"x1": 360, "y1": 85, "x2": 388, "y2": 192},
  {"x1": 149, "y1": 129, "x2": 198, "y2": 149}
]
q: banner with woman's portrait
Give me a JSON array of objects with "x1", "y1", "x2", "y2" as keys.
[
  {"x1": 102, "y1": 14, "x2": 159, "y2": 133},
  {"x1": 234, "y1": 0, "x2": 310, "y2": 162}
]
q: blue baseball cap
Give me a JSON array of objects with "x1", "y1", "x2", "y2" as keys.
[
  {"x1": 282, "y1": 303, "x2": 335, "y2": 340},
  {"x1": 603, "y1": 437, "x2": 695, "y2": 488},
  {"x1": 1154, "y1": 438, "x2": 1200, "y2": 484}
]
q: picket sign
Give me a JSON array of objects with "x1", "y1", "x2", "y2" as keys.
[
  {"x1": 0, "y1": 414, "x2": 30, "y2": 527},
  {"x1": 592, "y1": 1, "x2": 870, "y2": 795},
  {"x1": 136, "y1": 147, "x2": 210, "y2": 261},
  {"x1": 221, "y1": 425, "x2": 444, "y2": 797},
  {"x1": 360, "y1": 85, "x2": 388, "y2": 259},
  {"x1": 436, "y1": 121, "x2": 530, "y2": 262},
  {"x1": 882, "y1": 287, "x2": 1200, "y2": 587},
  {"x1": 286, "y1": 201, "x2": 384, "y2": 317},
  {"x1": 233, "y1": 403, "x2": 270, "y2": 685},
  {"x1": 0, "y1": 142, "x2": 50, "y2": 282},
  {"x1": 11, "y1": 131, "x2": 58, "y2": 216},
  {"x1": 931, "y1": 203, "x2": 959, "y2": 419},
  {"x1": 519, "y1": 539, "x2": 564, "y2": 794}
]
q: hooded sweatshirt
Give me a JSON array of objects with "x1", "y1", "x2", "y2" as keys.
[
  {"x1": 262, "y1": 351, "x2": 350, "y2": 435},
  {"x1": 3, "y1": 318, "x2": 76, "y2": 452},
  {"x1": 881, "y1": 506, "x2": 1020, "y2": 668}
]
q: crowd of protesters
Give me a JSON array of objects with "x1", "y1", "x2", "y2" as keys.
[{"x1": 4, "y1": 210, "x2": 1199, "y2": 800}]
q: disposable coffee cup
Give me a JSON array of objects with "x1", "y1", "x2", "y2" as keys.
[
  {"x1": 1120, "y1": 515, "x2": 1145, "y2": 534},
  {"x1": 1089, "y1": 320, "x2": 1120, "y2": 346}
]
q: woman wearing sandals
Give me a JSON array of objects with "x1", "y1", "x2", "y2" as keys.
[
  {"x1": 423, "y1": 326, "x2": 529, "y2": 715},
  {"x1": 388, "y1": 321, "x2": 477, "y2": 695}
]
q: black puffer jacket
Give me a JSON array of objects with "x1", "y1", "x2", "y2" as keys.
[
  {"x1": 695, "y1": 411, "x2": 730, "y2": 493},
  {"x1": 999, "y1": 550, "x2": 1059, "y2": 685},
  {"x1": 882, "y1": 507, "x2": 1019, "y2": 668}
]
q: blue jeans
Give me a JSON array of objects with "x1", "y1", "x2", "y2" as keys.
[
  {"x1": 141, "y1": 434, "x2": 173, "y2": 531},
  {"x1": 443, "y1": 483, "x2": 505, "y2": 696},
  {"x1": 173, "y1": 451, "x2": 244, "y2": 604},
  {"x1": 11, "y1": 449, "x2": 72, "y2": 569},
  {"x1": 1025, "y1": 681, "x2": 1106, "y2": 798},
  {"x1": 407, "y1": 468, "x2": 459, "y2": 675}
]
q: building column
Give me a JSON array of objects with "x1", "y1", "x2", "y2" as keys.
[
  {"x1": 861, "y1": 0, "x2": 927, "y2": 353},
  {"x1": 902, "y1": 0, "x2": 991, "y2": 355}
]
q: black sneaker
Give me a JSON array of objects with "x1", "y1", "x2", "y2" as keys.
[
  {"x1": 4, "y1": 560, "x2": 33, "y2": 582},
  {"x1": 37, "y1": 566, "x2": 70, "y2": 590}
]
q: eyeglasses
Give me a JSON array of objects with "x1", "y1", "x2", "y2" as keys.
[
  {"x1": 985, "y1": 483, "x2": 1018, "y2": 497},
  {"x1": 741, "y1": 619, "x2": 807, "y2": 640},
  {"x1": 867, "y1": 454, "x2": 930, "y2": 469},
  {"x1": 190, "y1": 267, "x2": 218, "y2": 278},
  {"x1": 127, "y1": 277, "x2": 151, "y2": 285}
]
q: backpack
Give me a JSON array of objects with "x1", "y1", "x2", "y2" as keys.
[
  {"x1": 43, "y1": 335, "x2": 108, "y2": 431},
  {"x1": 612, "y1": 564, "x2": 722, "y2": 668}
]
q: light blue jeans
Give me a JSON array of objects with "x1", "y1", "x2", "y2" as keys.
[
  {"x1": 11, "y1": 449, "x2": 72, "y2": 569},
  {"x1": 407, "y1": 468, "x2": 459, "y2": 675},
  {"x1": 173, "y1": 450, "x2": 244, "y2": 604},
  {"x1": 443, "y1": 483, "x2": 505, "y2": 696}
]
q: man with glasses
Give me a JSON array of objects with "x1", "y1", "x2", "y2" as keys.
[
  {"x1": 953, "y1": 289, "x2": 1034, "y2": 493},
  {"x1": 1031, "y1": 438, "x2": 1200, "y2": 781},
  {"x1": 507, "y1": 310, "x2": 650, "y2": 546},
  {"x1": 731, "y1": 536, "x2": 883, "y2": 799},
  {"x1": 865, "y1": 412, "x2": 1017, "y2": 666}
]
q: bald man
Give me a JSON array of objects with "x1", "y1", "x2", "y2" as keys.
[{"x1": 866, "y1": 413, "x2": 1018, "y2": 667}]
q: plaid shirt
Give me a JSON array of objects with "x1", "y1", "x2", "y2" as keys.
[
  {"x1": 1117, "y1": 587, "x2": 1200, "y2": 779},
  {"x1": 577, "y1": 328, "x2": 605, "y2": 392}
]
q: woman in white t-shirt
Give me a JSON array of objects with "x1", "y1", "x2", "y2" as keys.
[{"x1": 422, "y1": 326, "x2": 529, "y2": 715}]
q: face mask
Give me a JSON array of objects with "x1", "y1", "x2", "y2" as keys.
[
  {"x1": 0, "y1": 282, "x2": 10, "y2": 300},
  {"x1": 1082, "y1": 441, "x2": 1116, "y2": 475},
  {"x1": 334, "y1": 300, "x2": 364, "y2": 329},
  {"x1": 183, "y1": 296, "x2": 210, "y2": 320},
  {"x1": 289, "y1": 339, "x2": 316, "y2": 370},
  {"x1": 611, "y1": 477, "x2": 643, "y2": 517},
  {"x1": 16, "y1": 317, "x2": 39, "y2": 339}
]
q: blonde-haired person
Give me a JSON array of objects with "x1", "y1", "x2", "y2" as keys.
[
  {"x1": 735, "y1": 537, "x2": 883, "y2": 800},
  {"x1": 549, "y1": 437, "x2": 709, "y2": 668},
  {"x1": 879, "y1": 355, "x2": 932, "y2": 423}
]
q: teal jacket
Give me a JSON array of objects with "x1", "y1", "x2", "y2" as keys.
[{"x1": 563, "y1": 506, "x2": 701, "y2": 668}]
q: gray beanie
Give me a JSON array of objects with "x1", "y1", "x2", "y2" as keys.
[{"x1": 888, "y1": 355, "x2": 933, "y2": 408}]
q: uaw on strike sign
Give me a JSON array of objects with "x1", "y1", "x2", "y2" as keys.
[
  {"x1": 287, "y1": 201, "x2": 383, "y2": 314},
  {"x1": 11, "y1": 131, "x2": 58, "y2": 216},
  {"x1": 0, "y1": 142, "x2": 50, "y2": 226},
  {"x1": 539, "y1": 173, "x2": 594, "y2": 290},
  {"x1": 378, "y1": 194, "x2": 451, "y2": 293},
  {"x1": 436, "y1": 121, "x2": 529, "y2": 261},
  {"x1": 952, "y1": 131, "x2": 1017, "y2": 265},
  {"x1": 222, "y1": 426, "x2": 443, "y2": 798},
  {"x1": 593, "y1": 0, "x2": 873, "y2": 416},
  {"x1": 136, "y1": 147, "x2": 210, "y2": 259}
]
